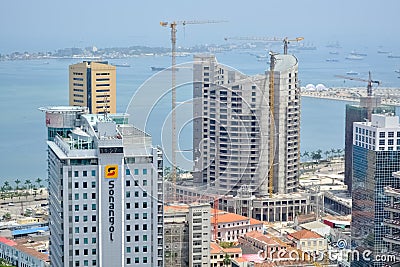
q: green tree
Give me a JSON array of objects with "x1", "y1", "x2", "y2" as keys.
[
  {"x1": 223, "y1": 254, "x2": 231, "y2": 267},
  {"x1": 324, "y1": 150, "x2": 330, "y2": 161},
  {"x1": 25, "y1": 180, "x2": 32, "y2": 193},
  {"x1": 35, "y1": 177, "x2": 43, "y2": 189},
  {"x1": 15, "y1": 179, "x2": 21, "y2": 191}
]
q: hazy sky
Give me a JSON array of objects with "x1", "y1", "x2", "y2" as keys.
[{"x1": 1, "y1": 0, "x2": 399, "y2": 53}]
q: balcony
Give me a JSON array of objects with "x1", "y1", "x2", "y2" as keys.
[
  {"x1": 383, "y1": 219, "x2": 400, "y2": 230},
  {"x1": 383, "y1": 234, "x2": 400, "y2": 245}
]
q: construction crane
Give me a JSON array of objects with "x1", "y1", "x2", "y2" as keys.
[
  {"x1": 160, "y1": 20, "x2": 226, "y2": 202},
  {"x1": 224, "y1": 36, "x2": 304, "y2": 54},
  {"x1": 268, "y1": 52, "x2": 278, "y2": 198},
  {"x1": 335, "y1": 71, "x2": 380, "y2": 120},
  {"x1": 213, "y1": 198, "x2": 219, "y2": 241}
]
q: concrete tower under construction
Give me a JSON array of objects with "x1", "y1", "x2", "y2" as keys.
[{"x1": 192, "y1": 54, "x2": 300, "y2": 196}]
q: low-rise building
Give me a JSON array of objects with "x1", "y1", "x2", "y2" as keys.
[
  {"x1": 210, "y1": 242, "x2": 242, "y2": 267},
  {"x1": 212, "y1": 210, "x2": 263, "y2": 242},
  {"x1": 287, "y1": 229, "x2": 327, "y2": 253},
  {"x1": 0, "y1": 237, "x2": 49, "y2": 267}
]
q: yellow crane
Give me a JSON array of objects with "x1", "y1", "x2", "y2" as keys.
[
  {"x1": 268, "y1": 52, "x2": 278, "y2": 198},
  {"x1": 224, "y1": 36, "x2": 304, "y2": 54},
  {"x1": 160, "y1": 20, "x2": 226, "y2": 201}
]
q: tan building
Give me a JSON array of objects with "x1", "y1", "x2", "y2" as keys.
[
  {"x1": 287, "y1": 229, "x2": 327, "y2": 253},
  {"x1": 210, "y1": 242, "x2": 242, "y2": 267},
  {"x1": 69, "y1": 61, "x2": 116, "y2": 114}
]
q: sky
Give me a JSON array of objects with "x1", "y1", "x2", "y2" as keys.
[{"x1": 1, "y1": 0, "x2": 399, "y2": 53}]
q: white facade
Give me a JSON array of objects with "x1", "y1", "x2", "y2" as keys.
[
  {"x1": 192, "y1": 54, "x2": 300, "y2": 196},
  {"x1": 43, "y1": 107, "x2": 163, "y2": 267},
  {"x1": 353, "y1": 114, "x2": 400, "y2": 151},
  {"x1": 188, "y1": 203, "x2": 211, "y2": 267}
]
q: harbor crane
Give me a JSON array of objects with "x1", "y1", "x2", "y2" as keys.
[
  {"x1": 224, "y1": 36, "x2": 304, "y2": 54},
  {"x1": 335, "y1": 71, "x2": 380, "y2": 120},
  {"x1": 160, "y1": 20, "x2": 226, "y2": 201}
]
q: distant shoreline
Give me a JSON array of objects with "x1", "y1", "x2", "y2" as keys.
[{"x1": 301, "y1": 88, "x2": 400, "y2": 106}]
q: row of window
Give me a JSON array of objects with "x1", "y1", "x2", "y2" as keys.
[{"x1": 71, "y1": 168, "x2": 148, "y2": 178}]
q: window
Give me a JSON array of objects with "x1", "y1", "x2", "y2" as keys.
[
  {"x1": 135, "y1": 225, "x2": 139, "y2": 230},
  {"x1": 91, "y1": 170, "x2": 96, "y2": 176},
  {"x1": 388, "y1": 139, "x2": 394, "y2": 145},
  {"x1": 135, "y1": 246, "x2": 139, "y2": 252},
  {"x1": 126, "y1": 180, "x2": 131, "y2": 186},
  {"x1": 126, "y1": 191, "x2": 131, "y2": 198},
  {"x1": 143, "y1": 202, "x2": 147, "y2": 208},
  {"x1": 127, "y1": 247, "x2": 131, "y2": 253},
  {"x1": 143, "y1": 257, "x2": 148, "y2": 264},
  {"x1": 143, "y1": 180, "x2": 147, "y2": 186},
  {"x1": 135, "y1": 236, "x2": 139, "y2": 242},
  {"x1": 75, "y1": 250, "x2": 79, "y2": 256},
  {"x1": 92, "y1": 237, "x2": 97, "y2": 243},
  {"x1": 134, "y1": 191, "x2": 139, "y2": 197},
  {"x1": 126, "y1": 169, "x2": 131, "y2": 175},
  {"x1": 74, "y1": 182, "x2": 79, "y2": 188},
  {"x1": 92, "y1": 260, "x2": 96, "y2": 266},
  {"x1": 91, "y1": 181, "x2": 96, "y2": 188},
  {"x1": 92, "y1": 204, "x2": 96, "y2": 210},
  {"x1": 379, "y1": 132, "x2": 385, "y2": 138},
  {"x1": 379, "y1": 139, "x2": 385, "y2": 145},
  {"x1": 143, "y1": 169, "x2": 147, "y2": 175},
  {"x1": 75, "y1": 227, "x2": 79, "y2": 233},
  {"x1": 92, "y1": 227, "x2": 96, "y2": 233},
  {"x1": 143, "y1": 192, "x2": 147, "y2": 197},
  {"x1": 83, "y1": 193, "x2": 88, "y2": 199},
  {"x1": 388, "y1": 132, "x2": 394, "y2": 138},
  {"x1": 83, "y1": 204, "x2": 88, "y2": 211},
  {"x1": 83, "y1": 216, "x2": 88, "y2": 222},
  {"x1": 135, "y1": 213, "x2": 139, "y2": 219},
  {"x1": 92, "y1": 215, "x2": 96, "y2": 221},
  {"x1": 84, "y1": 260, "x2": 88, "y2": 266},
  {"x1": 92, "y1": 249, "x2": 96, "y2": 255},
  {"x1": 127, "y1": 258, "x2": 131, "y2": 264},
  {"x1": 75, "y1": 205, "x2": 79, "y2": 211},
  {"x1": 134, "y1": 169, "x2": 139, "y2": 175},
  {"x1": 83, "y1": 171, "x2": 87, "y2": 177},
  {"x1": 75, "y1": 193, "x2": 79, "y2": 200},
  {"x1": 83, "y1": 182, "x2": 87, "y2": 188},
  {"x1": 143, "y1": 224, "x2": 147, "y2": 230},
  {"x1": 143, "y1": 246, "x2": 148, "y2": 252},
  {"x1": 74, "y1": 171, "x2": 79, "y2": 177},
  {"x1": 135, "y1": 258, "x2": 139, "y2": 264},
  {"x1": 75, "y1": 216, "x2": 79, "y2": 222},
  {"x1": 84, "y1": 238, "x2": 88, "y2": 244},
  {"x1": 92, "y1": 193, "x2": 96, "y2": 199},
  {"x1": 75, "y1": 238, "x2": 79, "y2": 245},
  {"x1": 127, "y1": 236, "x2": 131, "y2": 242},
  {"x1": 127, "y1": 214, "x2": 131, "y2": 220},
  {"x1": 143, "y1": 213, "x2": 148, "y2": 219},
  {"x1": 143, "y1": 235, "x2": 148, "y2": 241}
]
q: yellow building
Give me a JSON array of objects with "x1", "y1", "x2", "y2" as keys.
[{"x1": 69, "y1": 61, "x2": 116, "y2": 114}]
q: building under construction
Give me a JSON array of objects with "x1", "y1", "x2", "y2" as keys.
[{"x1": 192, "y1": 53, "x2": 300, "y2": 196}]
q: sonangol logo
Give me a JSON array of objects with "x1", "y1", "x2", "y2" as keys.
[{"x1": 105, "y1": 165, "x2": 118, "y2": 179}]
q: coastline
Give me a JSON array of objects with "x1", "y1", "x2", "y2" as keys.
[{"x1": 301, "y1": 87, "x2": 400, "y2": 106}]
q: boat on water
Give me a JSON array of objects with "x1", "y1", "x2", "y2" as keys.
[
  {"x1": 350, "y1": 51, "x2": 367, "y2": 57},
  {"x1": 326, "y1": 58, "x2": 339, "y2": 62},
  {"x1": 378, "y1": 50, "x2": 391, "y2": 54},
  {"x1": 297, "y1": 44, "x2": 317, "y2": 50},
  {"x1": 329, "y1": 51, "x2": 339, "y2": 55},
  {"x1": 112, "y1": 63, "x2": 130, "y2": 67},
  {"x1": 388, "y1": 54, "x2": 400, "y2": 59},
  {"x1": 151, "y1": 67, "x2": 178, "y2": 71},
  {"x1": 346, "y1": 70, "x2": 359, "y2": 75},
  {"x1": 346, "y1": 55, "x2": 364, "y2": 60}
]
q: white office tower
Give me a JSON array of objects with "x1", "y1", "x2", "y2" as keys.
[
  {"x1": 192, "y1": 54, "x2": 300, "y2": 196},
  {"x1": 42, "y1": 107, "x2": 163, "y2": 267}
]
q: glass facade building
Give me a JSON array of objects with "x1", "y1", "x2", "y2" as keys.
[{"x1": 351, "y1": 114, "x2": 400, "y2": 267}]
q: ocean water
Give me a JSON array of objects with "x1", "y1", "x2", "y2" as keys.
[{"x1": 0, "y1": 45, "x2": 399, "y2": 182}]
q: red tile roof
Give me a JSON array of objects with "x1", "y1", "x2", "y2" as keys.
[{"x1": 289, "y1": 229, "x2": 322, "y2": 240}]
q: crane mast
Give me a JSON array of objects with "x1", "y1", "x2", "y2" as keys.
[
  {"x1": 269, "y1": 52, "x2": 278, "y2": 198},
  {"x1": 335, "y1": 71, "x2": 380, "y2": 120},
  {"x1": 160, "y1": 20, "x2": 226, "y2": 201}
]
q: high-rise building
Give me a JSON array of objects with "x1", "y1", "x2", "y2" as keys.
[
  {"x1": 383, "y1": 173, "x2": 400, "y2": 262},
  {"x1": 164, "y1": 203, "x2": 211, "y2": 267},
  {"x1": 69, "y1": 61, "x2": 117, "y2": 114},
  {"x1": 42, "y1": 107, "x2": 163, "y2": 267},
  {"x1": 192, "y1": 54, "x2": 300, "y2": 196},
  {"x1": 351, "y1": 114, "x2": 400, "y2": 266},
  {"x1": 344, "y1": 97, "x2": 394, "y2": 193}
]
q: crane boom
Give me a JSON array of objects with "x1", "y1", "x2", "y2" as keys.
[
  {"x1": 335, "y1": 71, "x2": 380, "y2": 97},
  {"x1": 224, "y1": 36, "x2": 304, "y2": 54},
  {"x1": 160, "y1": 19, "x2": 226, "y2": 202}
]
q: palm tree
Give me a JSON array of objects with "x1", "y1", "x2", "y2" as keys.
[
  {"x1": 324, "y1": 150, "x2": 330, "y2": 161},
  {"x1": 330, "y1": 148, "x2": 336, "y2": 159},
  {"x1": 223, "y1": 254, "x2": 231, "y2": 267},
  {"x1": 15, "y1": 179, "x2": 21, "y2": 191},
  {"x1": 25, "y1": 180, "x2": 32, "y2": 193},
  {"x1": 35, "y1": 178, "x2": 43, "y2": 189},
  {"x1": 302, "y1": 151, "x2": 310, "y2": 161}
]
